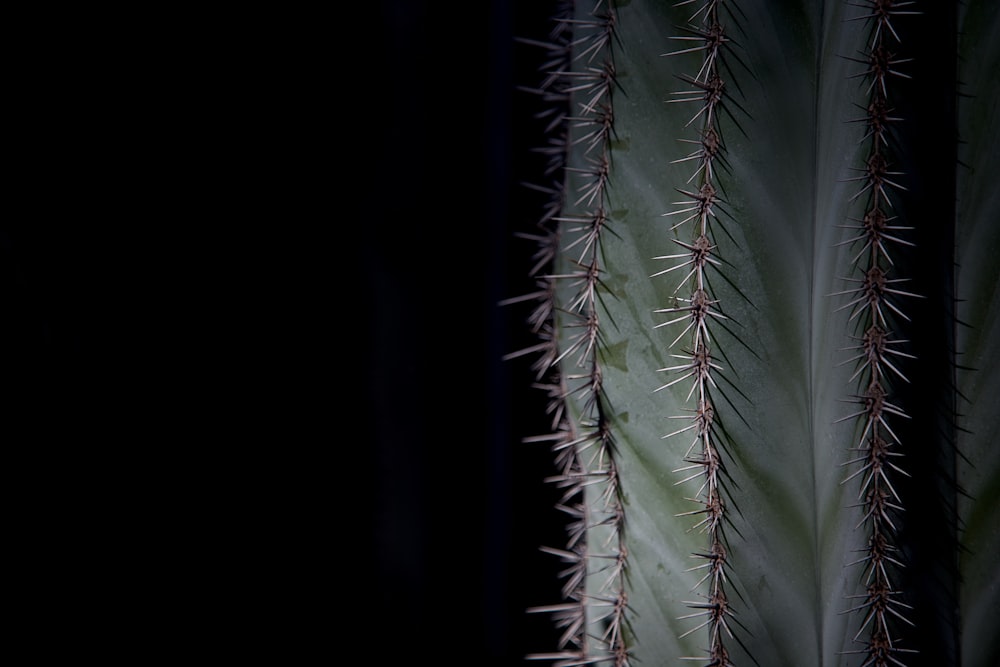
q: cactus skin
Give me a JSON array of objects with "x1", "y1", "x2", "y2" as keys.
[{"x1": 510, "y1": 0, "x2": 1000, "y2": 665}]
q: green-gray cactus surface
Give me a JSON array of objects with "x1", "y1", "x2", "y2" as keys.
[{"x1": 509, "y1": 1, "x2": 1000, "y2": 665}]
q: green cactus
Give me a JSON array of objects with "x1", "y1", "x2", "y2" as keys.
[{"x1": 508, "y1": 1, "x2": 1000, "y2": 665}]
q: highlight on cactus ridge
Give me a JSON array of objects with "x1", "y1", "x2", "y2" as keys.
[{"x1": 506, "y1": 0, "x2": 999, "y2": 666}]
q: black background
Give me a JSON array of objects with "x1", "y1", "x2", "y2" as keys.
[
  {"x1": 2, "y1": 2, "x2": 568, "y2": 663},
  {"x1": 359, "y1": 1, "x2": 570, "y2": 664}
]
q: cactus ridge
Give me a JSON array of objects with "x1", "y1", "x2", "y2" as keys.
[
  {"x1": 514, "y1": 2, "x2": 633, "y2": 665},
  {"x1": 659, "y1": 1, "x2": 750, "y2": 665},
  {"x1": 836, "y1": 2, "x2": 921, "y2": 665}
]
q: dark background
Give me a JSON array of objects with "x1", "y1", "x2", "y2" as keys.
[
  {"x1": 358, "y1": 1, "x2": 570, "y2": 664},
  {"x1": 2, "y1": 2, "x2": 567, "y2": 663}
]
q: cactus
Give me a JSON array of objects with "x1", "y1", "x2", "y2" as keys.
[{"x1": 508, "y1": 1, "x2": 1000, "y2": 665}]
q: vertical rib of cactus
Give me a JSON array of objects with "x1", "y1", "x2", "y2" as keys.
[
  {"x1": 555, "y1": 3, "x2": 629, "y2": 664},
  {"x1": 659, "y1": 1, "x2": 738, "y2": 663},
  {"x1": 837, "y1": 3, "x2": 920, "y2": 665},
  {"x1": 519, "y1": 2, "x2": 631, "y2": 664}
]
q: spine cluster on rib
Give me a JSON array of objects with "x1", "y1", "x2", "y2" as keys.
[
  {"x1": 659, "y1": 1, "x2": 740, "y2": 664},
  {"x1": 516, "y1": 2, "x2": 632, "y2": 665},
  {"x1": 836, "y1": 2, "x2": 920, "y2": 665}
]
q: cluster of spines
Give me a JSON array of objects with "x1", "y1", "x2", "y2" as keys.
[
  {"x1": 835, "y1": 2, "x2": 921, "y2": 665},
  {"x1": 659, "y1": 1, "x2": 743, "y2": 665},
  {"x1": 510, "y1": 2, "x2": 632, "y2": 665}
]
